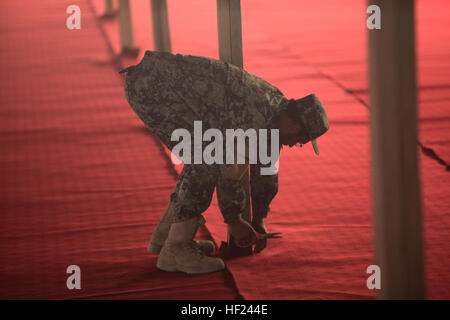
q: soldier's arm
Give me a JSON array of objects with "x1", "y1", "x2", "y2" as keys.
[
  {"x1": 217, "y1": 144, "x2": 250, "y2": 223},
  {"x1": 248, "y1": 164, "x2": 278, "y2": 253},
  {"x1": 250, "y1": 163, "x2": 279, "y2": 222}
]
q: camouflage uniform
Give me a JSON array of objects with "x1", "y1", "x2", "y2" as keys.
[{"x1": 123, "y1": 51, "x2": 289, "y2": 223}]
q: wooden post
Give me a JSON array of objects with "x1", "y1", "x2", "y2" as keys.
[
  {"x1": 118, "y1": 0, "x2": 138, "y2": 56},
  {"x1": 368, "y1": 0, "x2": 425, "y2": 299},
  {"x1": 151, "y1": 0, "x2": 172, "y2": 52}
]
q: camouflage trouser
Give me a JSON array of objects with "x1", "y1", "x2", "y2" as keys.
[
  {"x1": 123, "y1": 61, "x2": 278, "y2": 223},
  {"x1": 168, "y1": 164, "x2": 245, "y2": 223},
  {"x1": 165, "y1": 162, "x2": 278, "y2": 224}
]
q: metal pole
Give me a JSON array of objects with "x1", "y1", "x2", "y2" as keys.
[
  {"x1": 118, "y1": 0, "x2": 137, "y2": 55},
  {"x1": 217, "y1": 0, "x2": 243, "y2": 68},
  {"x1": 216, "y1": 0, "x2": 248, "y2": 222},
  {"x1": 217, "y1": 0, "x2": 251, "y2": 256},
  {"x1": 151, "y1": 0, "x2": 172, "y2": 52},
  {"x1": 105, "y1": 0, "x2": 114, "y2": 15},
  {"x1": 102, "y1": 0, "x2": 117, "y2": 19},
  {"x1": 368, "y1": 0, "x2": 425, "y2": 299}
]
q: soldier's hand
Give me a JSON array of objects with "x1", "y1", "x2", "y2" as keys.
[
  {"x1": 229, "y1": 217, "x2": 258, "y2": 248},
  {"x1": 252, "y1": 218, "x2": 268, "y2": 253}
]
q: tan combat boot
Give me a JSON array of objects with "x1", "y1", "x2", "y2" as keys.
[
  {"x1": 148, "y1": 202, "x2": 215, "y2": 255},
  {"x1": 156, "y1": 216, "x2": 225, "y2": 274}
]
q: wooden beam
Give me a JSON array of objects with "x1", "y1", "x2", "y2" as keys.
[
  {"x1": 368, "y1": 0, "x2": 425, "y2": 299},
  {"x1": 217, "y1": 0, "x2": 243, "y2": 68},
  {"x1": 151, "y1": 0, "x2": 172, "y2": 52}
]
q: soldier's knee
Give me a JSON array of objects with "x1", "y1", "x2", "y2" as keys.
[{"x1": 173, "y1": 166, "x2": 217, "y2": 215}]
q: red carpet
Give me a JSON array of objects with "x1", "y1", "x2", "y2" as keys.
[
  {"x1": 0, "y1": 0, "x2": 238, "y2": 299},
  {"x1": 0, "y1": 0, "x2": 449, "y2": 299}
]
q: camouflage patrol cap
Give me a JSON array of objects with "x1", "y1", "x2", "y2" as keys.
[{"x1": 294, "y1": 94, "x2": 329, "y2": 155}]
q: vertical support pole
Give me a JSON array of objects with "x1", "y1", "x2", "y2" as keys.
[
  {"x1": 151, "y1": 0, "x2": 172, "y2": 52},
  {"x1": 217, "y1": 0, "x2": 243, "y2": 68},
  {"x1": 217, "y1": 0, "x2": 251, "y2": 256},
  {"x1": 105, "y1": 0, "x2": 114, "y2": 15},
  {"x1": 118, "y1": 0, "x2": 137, "y2": 55},
  {"x1": 102, "y1": 0, "x2": 117, "y2": 18},
  {"x1": 217, "y1": 0, "x2": 249, "y2": 223},
  {"x1": 368, "y1": 0, "x2": 425, "y2": 299}
]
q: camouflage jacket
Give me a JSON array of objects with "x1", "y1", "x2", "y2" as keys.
[{"x1": 126, "y1": 50, "x2": 289, "y2": 134}]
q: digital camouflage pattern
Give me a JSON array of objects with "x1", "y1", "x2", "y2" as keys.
[{"x1": 122, "y1": 50, "x2": 288, "y2": 223}]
